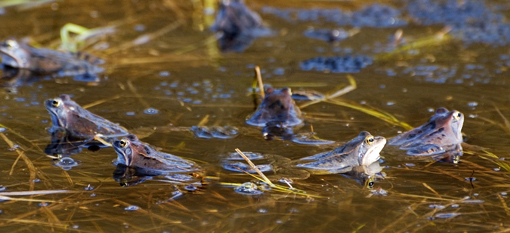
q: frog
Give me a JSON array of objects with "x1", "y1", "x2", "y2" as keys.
[
  {"x1": 296, "y1": 131, "x2": 386, "y2": 174},
  {"x1": 112, "y1": 135, "x2": 201, "y2": 175},
  {"x1": 246, "y1": 87, "x2": 304, "y2": 127},
  {"x1": 0, "y1": 38, "x2": 103, "y2": 78},
  {"x1": 388, "y1": 107, "x2": 464, "y2": 158},
  {"x1": 211, "y1": 0, "x2": 272, "y2": 52},
  {"x1": 44, "y1": 94, "x2": 129, "y2": 140},
  {"x1": 221, "y1": 131, "x2": 386, "y2": 184}
]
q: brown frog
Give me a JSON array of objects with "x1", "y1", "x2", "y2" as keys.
[
  {"x1": 113, "y1": 135, "x2": 201, "y2": 173},
  {"x1": 388, "y1": 107, "x2": 464, "y2": 157},
  {"x1": 0, "y1": 38, "x2": 103, "y2": 77},
  {"x1": 297, "y1": 131, "x2": 386, "y2": 174},
  {"x1": 246, "y1": 87, "x2": 304, "y2": 127},
  {"x1": 45, "y1": 94, "x2": 129, "y2": 139}
]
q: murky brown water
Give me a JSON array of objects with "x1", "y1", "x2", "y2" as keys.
[{"x1": 0, "y1": 0, "x2": 510, "y2": 232}]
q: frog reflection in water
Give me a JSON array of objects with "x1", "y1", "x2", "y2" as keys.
[
  {"x1": 45, "y1": 94, "x2": 129, "y2": 141},
  {"x1": 0, "y1": 38, "x2": 103, "y2": 79},
  {"x1": 211, "y1": 0, "x2": 271, "y2": 52},
  {"x1": 388, "y1": 107, "x2": 464, "y2": 162},
  {"x1": 223, "y1": 131, "x2": 386, "y2": 185}
]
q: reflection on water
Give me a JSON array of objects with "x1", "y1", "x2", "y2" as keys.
[{"x1": 0, "y1": 0, "x2": 509, "y2": 232}]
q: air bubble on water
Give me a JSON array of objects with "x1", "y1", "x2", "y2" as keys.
[
  {"x1": 144, "y1": 108, "x2": 159, "y2": 114},
  {"x1": 159, "y1": 71, "x2": 170, "y2": 77},
  {"x1": 257, "y1": 208, "x2": 268, "y2": 213},
  {"x1": 126, "y1": 112, "x2": 135, "y2": 116},
  {"x1": 124, "y1": 205, "x2": 139, "y2": 211},
  {"x1": 429, "y1": 204, "x2": 445, "y2": 209},
  {"x1": 467, "y1": 102, "x2": 478, "y2": 107}
]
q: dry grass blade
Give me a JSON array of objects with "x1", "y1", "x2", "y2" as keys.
[
  {"x1": 375, "y1": 26, "x2": 452, "y2": 61},
  {"x1": 93, "y1": 135, "x2": 112, "y2": 147},
  {"x1": 1, "y1": 132, "x2": 37, "y2": 191},
  {"x1": 493, "y1": 106, "x2": 510, "y2": 137},
  {"x1": 0, "y1": 123, "x2": 45, "y2": 153},
  {"x1": 422, "y1": 183, "x2": 441, "y2": 198},
  {"x1": 106, "y1": 20, "x2": 183, "y2": 54},
  {"x1": 40, "y1": 205, "x2": 62, "y2": 226},
  {"x1": 255, "y1": 66, "x2": 265, "y2": 98},
  {"x1": 498, "y1": 193, "x2": 510, "y2": 217},
  {"x1": 325, "y1": 99, "x2": 414, "y2": 130},
  {"x1": 0, "y1": 190, "x2": 72, "y2": 196},
  {"x1": 326, "y1": 74, "x2": 356, "y2": 99},
  {"x1": 127, "y1": 80, "x2": 151, "y2": 109},
  {"x1": 235, "y1": 148, "x2": 274, "y2": 187},
  {"x1": 0, "y1": 195, "x2": 57, "y2": 202},
  {"x1": 172, "y1": 34, "x2": 219, "y2": 55},
  {"x1": 477, "y1": 150, "x2": 510, "y2": 173},
  {"x1": 197, "y1": 115, "x2": 210, "y2": 127},
  {"x1": 82, "y1": 95, "x2": 122, "y2": 109}
]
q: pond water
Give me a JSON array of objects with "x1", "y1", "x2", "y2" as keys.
[{"x1": 0, "y1": 0, "x2": 510, "y2": 232}]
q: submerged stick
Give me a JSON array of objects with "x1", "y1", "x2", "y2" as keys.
[{"x1": 235, "y1": 148, "x2": 274, "y2": 187}]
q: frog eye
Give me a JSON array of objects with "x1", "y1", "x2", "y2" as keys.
[
  {"x1": 118, "y1": 139, "x2": 128, "y2": 148},
  {"x1": 452, "y1": 111, "x2": 462, "y2": 120},
  {"x1": 51, "y1": 99, "x2": 62, "y2": 108},
  {"x1": 365, "y1": 136, "x2": 375, "y2": 145},
  {"x1": 3, "y1": 39, "x2": 18, "y2": 48}
]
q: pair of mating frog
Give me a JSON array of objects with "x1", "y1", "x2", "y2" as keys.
[{"x1": 44, "y1": 86, "x2": 464, "y2": 186}]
